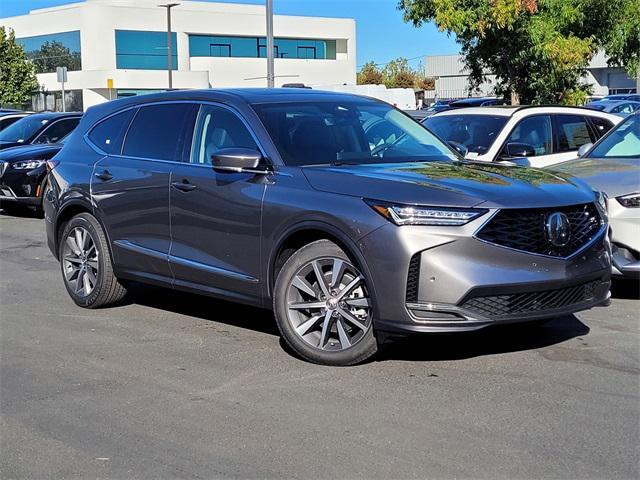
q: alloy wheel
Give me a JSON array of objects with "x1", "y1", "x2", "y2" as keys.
[
  {"x1": 62, "y1": 226, "x2": 99, "y2": 298},
  {"x1": 286, "y1": 257, "x2": 372, "y2": 351}
]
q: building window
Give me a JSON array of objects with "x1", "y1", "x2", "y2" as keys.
[
  {"x1": 16, "y1": 31, "x2": 81, "y2": 74},
  {"x1": 115, "y1": 30, "x2": 177, "y2": 70},
  {"x1": 189, "y1": 35, "x2": 336, "y2": 60}
]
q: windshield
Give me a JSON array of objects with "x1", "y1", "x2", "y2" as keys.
[
  {"x1": 588, "y1": 114, "x2": 640, "y2": 158},
  {"x1": 424, "y1": 114, "x2": 508, "y2": 155},
  {"x1": 0, "y1": 116, "x2": 48, "y2": 143},
  {"x1": 587, "y1": 103, "x2": 606, "y2": 111},
  {"x1": 252, "y1": 100, "x2": 457, "y2": 166}
]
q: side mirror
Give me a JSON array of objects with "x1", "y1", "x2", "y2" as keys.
[
  {"x1": 504, "y1": 142, "x2": 535, "y2": 158},
  {"x1": 577, "y1": 143, "x2": 593, "y2": 157},
  {"x1": 211, "y1": 147, "x2": 265, "y2": 173},
  {"x1": 447, "y1": 140, "x2": 468, "y2": 157}
]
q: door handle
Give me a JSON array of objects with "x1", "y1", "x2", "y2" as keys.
[
  {"x1": 171, "y1": 180, "x2": 197, "y2": 192},
  {"x1": 94, "y1": 170, "x2": 113, "y2": 181}
]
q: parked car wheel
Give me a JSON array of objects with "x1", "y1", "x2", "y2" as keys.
[
  {"x1": 273, "y1": 240, "x2": 378, "y2": 366},
  {"x1": 59, "y1": 213, "x2": 127, "y2": 308}
]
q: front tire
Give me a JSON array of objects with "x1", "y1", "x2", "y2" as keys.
[
  {"x1": 273, "y1": 240, "x2": 378, "y2": 366},
  {"x1": 59, "y1": 212, "x2": 127, "y2": 308}
]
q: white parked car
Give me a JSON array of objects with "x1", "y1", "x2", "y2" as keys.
[
  {"x1": 555, "y1": 113, "x2": 640, "y2": 279},
  {"x1": 423, "y1": 106, "x2": 623, "y2": 168}
]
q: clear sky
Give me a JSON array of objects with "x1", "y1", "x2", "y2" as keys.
[{"x1": 0, "y1": 0, "x2": 459, "y2": 68}]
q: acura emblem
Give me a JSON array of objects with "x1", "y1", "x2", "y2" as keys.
[{"x1": 546, "y1": 212, "x2": 571, "y2": 247}]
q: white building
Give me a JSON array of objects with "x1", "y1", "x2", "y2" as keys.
[
  {"x1": 1, "y1": 0, "x2": 356, "y2": 110},
  {"x1": 424, "y1": 53, "x2": 638, "y2": 101}
]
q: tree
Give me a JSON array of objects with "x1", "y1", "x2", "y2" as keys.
[
  {"x1": 399, "y1": 0, "x2": 640, "y2": 105},
  {"x1": 357, "y1": 61, "x2": 384, "y2": 85},
  {"x1": 30, "y1": 41, "x2": 81, "y2": 74},
  {"x1": 0, "y1": 27, "x2": 39, "y2": 107}
]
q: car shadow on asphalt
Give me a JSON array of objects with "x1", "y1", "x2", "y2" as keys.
[
  {"x1": 376, "y1": 316, "x2": 590, "y2": 362},
  {"x1": 125, "y1": 282, "x2": 591, "y2": 364},
  {"x1": 125, "y1": 282, "x2": 280, "y2": 336},
  {"x1": 611, "y1": 279, "x2": 640, "y2": 300}
]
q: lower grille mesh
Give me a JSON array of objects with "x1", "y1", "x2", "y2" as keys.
[{"x1": 460, "y1": 280, "x2": 600, "y2": 318}]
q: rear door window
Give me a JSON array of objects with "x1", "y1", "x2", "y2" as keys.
[
  {"x1": 123, "y1": 103, "x2": 195, "y2": 161},
  {"x1": 505, "y1": 115, "x2": 553, "y2": 156},
  {"x1": 88, "y1": 109, "x2": 136, "y2": 154},
  {"x1": 554, "y1": 115, "x2": 596, "y2": 152}
]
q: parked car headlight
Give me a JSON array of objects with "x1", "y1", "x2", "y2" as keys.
[
  {"x1": 367, "y1": 200, "x2": 488, "y2": 226},
  {"x1": 616, "y1": 192, "x2": 640, "y2": 208},
  {"x1": 594, "y1": 190, "x2": 608, "y2": 218},
  {"x1": 12, "y1": 159, "x2": 46, "y2": 170}
]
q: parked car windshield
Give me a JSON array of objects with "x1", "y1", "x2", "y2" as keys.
[
  {"x1": 424, "y1": 114, "x2": 508, "y2": 154},
  {"x1": 0, "y1": 116, "x2": 47, "y2": 143},
  {"x1": 588, "y1": 114, "x2": 640, "y2": 158},
  {"x1": 252, "y1": 100, "x2": 457, "y2": 166}
]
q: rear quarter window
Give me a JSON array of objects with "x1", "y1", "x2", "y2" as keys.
[
  {"x1": 589, "y1": 116, "x2": 614, "y2": 138},
  {"x1": 88, "y1": 109, "x2": 136, "y2": 155}
]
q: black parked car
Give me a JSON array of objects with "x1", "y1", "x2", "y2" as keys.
[
  {"x1": 0, "y1": 111, "x2": 31, "y2": 132},
  {"x1": 0, "y1": 141, "x2": 65, "y2": 216},
  {"x1": 45, "y1": 89, "x2": 610, "y2": 365},
  {"x1": 0, "y1": 112, "x2": 81, "y2": 150}
]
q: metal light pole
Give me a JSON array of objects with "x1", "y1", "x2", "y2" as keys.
[
  {"x1": 266, "y1": 0, "x2": 274, "y2": 88},
  {"x1": 159, "y1": 3, "x2": 179, "y2": 90}
]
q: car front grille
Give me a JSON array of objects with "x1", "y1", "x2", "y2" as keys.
[
  {"x1": 476, "y1": 203, "x2": 603, "y2": 257},
  {"x1": 406, "y1": 253, "x2": 421, "y2": 302},
  {"x1": 460, "y1": 280, "x2": 601, "y2": 319},
  {"x1": 0, "y1": 161, "x2": 7, "y2": 178}
]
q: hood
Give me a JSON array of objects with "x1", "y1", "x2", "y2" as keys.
[
  {"x1": 0, "y1": 143, "x2": 62, "y2": 162},
  {"x1": 0, "y1": 141, "x2": 23, "y2": 150},
  {"x1": 553, "y1": 157, "x2": 640, "y2": 199},
  {"x1": 301, "y1": 161, "x2": 597, "y2": 208}
]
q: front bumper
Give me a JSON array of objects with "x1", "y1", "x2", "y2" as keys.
[
  {"x1": 359, "y1": 211, "x2": 611, "y2": 333},
  {"x1": 608, "y1": 199, "x2": 640, "y2": 279},
  {"x1": 0, "y1": 166, "x2": 46, "y2": 206}
]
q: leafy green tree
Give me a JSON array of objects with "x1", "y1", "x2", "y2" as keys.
[
  {"x1": 399, "y1": 0, "x2": 640, "y2": 105},
  {"x1": 357, "y1": 61, "x2": 384, "y2": 85},
  {"x1": 0, "y1": 27, "x2": 39, "y2": 107},
  {"x1": 30, "y1": 41, "x2": 81, "y2": 74}
]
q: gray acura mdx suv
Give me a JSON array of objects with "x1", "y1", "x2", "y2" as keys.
[{"x1": 44, "y1": 89, "x2": 611, "y2": 365}]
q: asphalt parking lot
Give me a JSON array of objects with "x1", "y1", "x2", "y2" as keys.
[{"x1": 1, "y1": 211, "x2": 639, "y2": 479}]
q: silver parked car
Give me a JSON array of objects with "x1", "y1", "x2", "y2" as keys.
[
  {"x1": 556, "y1": 113, "x2": 640, "y2": 278},
  {"x1": 585, "y1": 100, "x2": 640, "y2": 117}
]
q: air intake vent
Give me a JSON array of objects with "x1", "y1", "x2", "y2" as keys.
[
  {"x1": 406, "y1": 253, "x2": 421, "y2": 302},
  {"x1": 460, "y1": 280, "x2": 600, "y2": 318}
]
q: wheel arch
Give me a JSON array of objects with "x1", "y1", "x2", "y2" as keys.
[
  {"x1": 54, "y1": 200, "x2": 113, "y2": 264},
  {"x1": 267, "y1": 221, "x2": 380, "y2": 315}
]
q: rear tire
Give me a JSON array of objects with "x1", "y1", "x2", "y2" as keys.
[
  {"x1": 273, "y1": 239, "x2": 378, "y2": 366},
  {"x1": 59, "y1": 212, "x2": 127, "y2": 308}
]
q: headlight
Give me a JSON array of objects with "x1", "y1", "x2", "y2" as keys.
[
  {"x1": 594, "y1": 190, "x2": 608, "y2": 218},
  {"x1": 616, "y1": 193, "x2": 640, "y2": 208},
  {"x1": 366, "y1": 200, "x2": 488, "y2": 226},
  {"x1": 12, "y1": 159, "x2": 46, "y2": 170}
]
